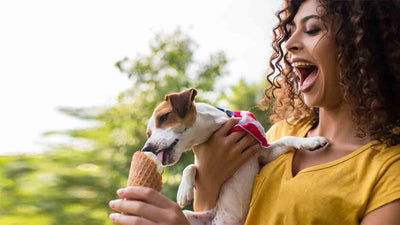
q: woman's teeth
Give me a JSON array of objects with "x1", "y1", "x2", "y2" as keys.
[
  {"x1": 291, "y1": 62, "x2": 315, "y2": 67},
  {"x1": 291, "y1": 62, "x2": 317, "y2": 78}
]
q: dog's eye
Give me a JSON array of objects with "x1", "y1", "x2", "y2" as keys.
[{"x1": 159, "y1": 113, "x2": 170, "y2": 123}]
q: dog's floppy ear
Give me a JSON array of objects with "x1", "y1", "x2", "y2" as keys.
[{"x1": 165, "y1": 88, "x2": 197, "y2": 118}]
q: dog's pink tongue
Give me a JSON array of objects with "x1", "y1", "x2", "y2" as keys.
[{"x1": 157, "y1": 151, "x2": 164, "y2": 163}]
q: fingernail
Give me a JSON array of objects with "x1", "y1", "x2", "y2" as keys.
[
  {"x1": 109, "y1": 200, "x2": 116, "y2": 208},
  {"x1": 109, "y1": 213, "x2": 118, "y2": 222},
  {"x1": 117, "y1": 188, "x2": 125, "y2": 195}
]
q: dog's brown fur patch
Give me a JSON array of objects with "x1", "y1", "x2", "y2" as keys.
[{"x1": 154, "y1": 89, "x2": 197, "y2": 130}]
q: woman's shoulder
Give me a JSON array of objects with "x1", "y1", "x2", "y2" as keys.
[
  {"x1": 266, "y1": 117, "x2": 313, "y2": 142},
  {"x1": 372, "y1": 142, "x2": 400, "y2": 163},
  {"x1": 363, "y1": 143, "x2": 400, "y2": 215}
]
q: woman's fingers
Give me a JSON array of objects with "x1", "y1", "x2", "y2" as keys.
[
  {"x1": 234, "y1": 134, "x2": 255, "y2": 151},
  {"x1": 110, "y1": 187, "x2": 190, "y2": 224},
  {"x1": 117, "y1": 186, "x2": 172, "y2": 209},
  {"x1": 109, "y1": 199, "x2": 165, "y2": 222},
  {"x1": 226, "y1": 130, "x2": 246, "y2": 143},
  {"x1": 214, "y1": 118, "x2": 241, "y2": 136},
  {"x1": 240, "y1": 143, "x2": 261, "y2": 163},
  {"x1": 109, "y1": 213, "x2": 154, "y2": 225}
]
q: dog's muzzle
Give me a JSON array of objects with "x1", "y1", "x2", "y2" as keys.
[{"x1": 142, "y1": 139, "x2": 179, "y2": 164}]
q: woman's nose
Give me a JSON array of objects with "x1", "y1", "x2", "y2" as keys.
[{"x1": 285, "y1": 31, "x2": 303, "y2": 53}]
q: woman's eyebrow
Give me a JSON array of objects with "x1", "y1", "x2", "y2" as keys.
[
  {"x1": 290, "y1": 15, "x2": 321, "y2": 27},
  {"x1": 300, "y1": 15, "x2": 320, "y2": 24}
]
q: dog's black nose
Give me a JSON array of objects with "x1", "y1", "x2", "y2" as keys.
[{"x1": 141, "y1": 143, "x2": 157, "y2": 153}]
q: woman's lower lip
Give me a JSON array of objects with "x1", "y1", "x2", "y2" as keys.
[{"x1": 300, "y1": 69, "x2": 318, "y2": 93}]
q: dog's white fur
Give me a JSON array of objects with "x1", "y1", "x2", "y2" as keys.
[{"x1": 143, "y1": 90, "x2": 327, "y2": 225}]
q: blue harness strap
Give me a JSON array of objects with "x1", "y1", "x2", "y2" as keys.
[{"x1": 216, "y1": 107, "x2": 236, "y2": 118}]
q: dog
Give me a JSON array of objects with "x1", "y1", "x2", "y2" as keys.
[{"x1": 142, "y1": 88, "x2": 328, "y2": 225}]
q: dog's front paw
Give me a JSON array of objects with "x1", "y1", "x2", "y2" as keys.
[
  {"x1": 300, "y1": 136, "x2": 329, "y2": 150},
  {"x1": 177, "y1": 164, "x2": 197, "y2": 208},
  {"x1": 177, "y1": 180, "x2": 194, "y2": 208}
]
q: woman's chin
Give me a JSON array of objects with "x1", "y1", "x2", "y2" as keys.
[{"x1": 303, "y1": 94, "x2": 321, "y2": 108}]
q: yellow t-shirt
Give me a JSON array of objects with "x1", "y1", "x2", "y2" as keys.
[{"x1": 245, "y1": 118, "x2": 400, "y2": 225}]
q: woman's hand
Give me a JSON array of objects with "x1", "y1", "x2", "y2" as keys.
[
  {"x1": 109, "y1": 186, "x2": 189, "y2": 225},
  {"x1": 193, "y1": 118, "x2": 261, "y2": 211}
]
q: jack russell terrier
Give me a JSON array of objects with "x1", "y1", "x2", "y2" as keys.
[{"x1": 142, "y1": 88, "x2": 328, "y2": 225}]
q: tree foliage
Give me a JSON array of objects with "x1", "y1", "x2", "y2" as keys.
[{"x1": 0, "y1": 29, "x2": 270, "y2": 225}]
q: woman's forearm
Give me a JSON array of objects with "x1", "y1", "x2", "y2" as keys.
[
  {"x1": 193, "y1": 171, "x2": 221, "y2": 211},
  {"x1": 191, "y1": 118, "x2": 248, "y2": 212}
]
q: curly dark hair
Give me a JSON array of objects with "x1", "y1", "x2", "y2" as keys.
[{"x1": 260, "y1": 0, "x2": 400, "y2": 146}]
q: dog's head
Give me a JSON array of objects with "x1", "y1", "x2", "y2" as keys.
[{"x1": 142, "y1": 88, "x2": 199, "y2": 166}]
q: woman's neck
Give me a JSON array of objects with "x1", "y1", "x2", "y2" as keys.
[{"x1": 310, "y1": 103, "x2": 370, "y2": 146}]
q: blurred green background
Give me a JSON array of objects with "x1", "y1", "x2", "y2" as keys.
[{"x1": 0, "y1": 29, "x2": 271, "y2": 225}]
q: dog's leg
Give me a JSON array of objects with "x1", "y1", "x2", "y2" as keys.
[
  {"x1": 261, "y1": 136, "x2": 328, "y2": 163},
  {"x1": 276, "y1": 136, "x2": 328, "y2": 150},
  {"x1": 177, "y1": 164, "x2": 197, "y2": 208}
]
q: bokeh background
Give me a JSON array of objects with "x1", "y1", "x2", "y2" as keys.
[{"x1": 0, "y1": 1, "x2": 282, "y2": 224}]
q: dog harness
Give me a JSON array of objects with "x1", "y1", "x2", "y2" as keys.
[{"x1": 217, "y1": 107, "x2": 269, "y2": 148}]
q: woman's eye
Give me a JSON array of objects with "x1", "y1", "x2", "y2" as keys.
[{"x1": 305, "y1": 28, "x2": 321, "y2": 35}]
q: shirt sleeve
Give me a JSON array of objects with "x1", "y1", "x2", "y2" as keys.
[{"x1": 364, "y1": 154, "x2": 400, "y2": 215}]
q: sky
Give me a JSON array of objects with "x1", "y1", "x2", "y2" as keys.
[{"x1": 0, "y1": 0, "x2": 282, "y2": 155}]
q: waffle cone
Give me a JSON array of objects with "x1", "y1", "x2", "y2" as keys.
[{"x1": 127, "y1": 151, "x2": 162, "y2": 192}]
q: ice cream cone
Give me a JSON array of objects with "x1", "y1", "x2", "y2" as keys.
[{"x1": 127, "y1": 151, "x2": 163, "y2": 192}]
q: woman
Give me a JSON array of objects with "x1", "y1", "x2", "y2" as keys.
[{"x1": 108, "y1": 0, "x2": 400, "y2": 224}]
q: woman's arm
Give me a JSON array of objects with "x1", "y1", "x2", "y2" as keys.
[
  {"x1": 361, "y1": 199, "x2": 400, "y2": 225},
  {"x1": 108, "y1": 118, "x2": 261, "y2": 224},
  {"x1": 192, "y1": 118, "x2": 261, "y2": 211}
]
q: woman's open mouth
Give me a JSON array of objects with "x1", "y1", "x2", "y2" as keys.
[{"x1": 292, "y1": 62, "x2": 318, "y2": 93}]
